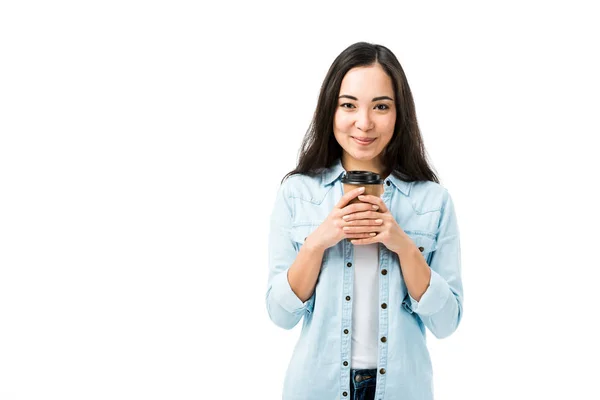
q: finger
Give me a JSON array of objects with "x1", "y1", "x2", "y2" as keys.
[
  {"x1": 357, "y1": 195, "x2": 388, "y2": 213},
  {"x1": 350, "y1": 235, "x2": 378, "y2": 245},
  {"x1": 343, "y1": 225, "x2": 381, "y2": 234},
  {"x1": 345, "y1": 232, "x2": 377, "y2": 239},
  {"x1": 343, "y1": 215, "x2": 384, "y2": 225},
  {"x1": 343, "y1": 211, "x2": 382, "y2": 222},
  {"x1": 342, "y1": 201, "x2": 379, "y2": 215},
  {"x1": 335, "y1": 187, "x2": 366, "y2": 209}
]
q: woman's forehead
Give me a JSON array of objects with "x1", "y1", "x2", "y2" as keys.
[{"x1": 339, "y1": 64, "x2": 394, "y2": 97}]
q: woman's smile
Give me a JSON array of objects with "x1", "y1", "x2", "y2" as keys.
[{"x1": 351, "y1": 136, "x2": 377, "y2": 146}]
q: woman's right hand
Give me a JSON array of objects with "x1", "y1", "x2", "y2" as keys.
[{"x1": 305, "y1": 187, "x2": 381, "y2": 252}]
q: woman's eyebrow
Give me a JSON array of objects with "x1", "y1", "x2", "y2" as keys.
[
  {"x1": 339, "y1": 95, "x2": 394, "y2": 101},
  {"x1": 372, "y1": 96, "x2": 394, "y2": 101}
]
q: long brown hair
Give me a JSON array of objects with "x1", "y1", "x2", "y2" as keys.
[{"x1": 282, "y1": 42, "x2": 439, "y2": 185}]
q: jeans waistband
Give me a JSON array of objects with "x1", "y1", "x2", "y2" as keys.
[{"x1": 350, "y1": 368, "x2": 377, "y2": 389}]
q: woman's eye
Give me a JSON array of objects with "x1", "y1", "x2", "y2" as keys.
[
  {"x1": 375, "y1": 104, "x2": 389, "y2": 110},
  {"x1": 340, "y1": 103, "x2": 355, "y2": 109}
]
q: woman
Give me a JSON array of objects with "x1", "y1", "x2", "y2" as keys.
[{"x1": 266, "y1": 42, "x2": 464, "y2": 400}]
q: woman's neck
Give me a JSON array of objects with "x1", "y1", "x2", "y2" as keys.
[{"x1": 341, "y1": 154, "x2": 388, "y2": 179}]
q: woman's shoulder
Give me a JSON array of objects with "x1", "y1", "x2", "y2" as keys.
[
  {"x1": 279, "y1": 172, "x2": 330, "y2": 205},
  {"x1": 410, "y1": 179, "x2": 447, "y2": 195},
  {"x1": 406, "y1": 179, "x2": 452, "y2": 214}
]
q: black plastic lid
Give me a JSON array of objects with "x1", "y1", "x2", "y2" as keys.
[{"x1": 341, "y1": 171, "x2": 384, "y2": 185}]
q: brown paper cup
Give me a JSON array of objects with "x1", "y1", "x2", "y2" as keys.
[
  {"x1": 342, "y1": 183, "x2": 383, "y2": 243},
  {"x1": 343, "y1": 183, "x2": 384, "y2": 205},
  {"x1": 341, "y1": 171, "x2": 385, "y2": 243}
]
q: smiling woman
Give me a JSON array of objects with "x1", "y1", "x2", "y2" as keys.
[
  {"x1": 266, "y1": 42, "x2": 463, "y2": 400},
  {"x1": 334, "y1": 63, "x2": 397, "y2": 174}
]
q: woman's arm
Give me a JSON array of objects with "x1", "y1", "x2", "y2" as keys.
[
  {"x1": 399, "y1": 190, "x2": 464, "y2": 339},
  {"x1": 266, "y1": 180, "x2": 323, "y2": 330},
  {"x1": 287, "y1": 236, "x2": 325, "y2": 303}
]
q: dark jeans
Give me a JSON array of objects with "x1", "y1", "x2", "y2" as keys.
[{"x1": 350, "y1": 368, "x2": 377, "y2": 400}]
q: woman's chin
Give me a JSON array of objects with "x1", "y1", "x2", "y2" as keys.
[{"x1": 348, "y1": 152, "x2": 378, "y2": 161}]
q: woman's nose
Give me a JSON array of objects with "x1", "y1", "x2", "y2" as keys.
[{"x1": 355, "y1": 110, "x2": 374, "y2": 131}]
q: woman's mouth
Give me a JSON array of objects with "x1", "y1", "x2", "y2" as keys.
[{"x1": 352, "y1": 136, "x2": 376, "y2": 146}]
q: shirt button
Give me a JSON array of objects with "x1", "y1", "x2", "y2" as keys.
[
  {"x1": 344, "y1": 329, "x2": 349, "y2": 334},
  {"x1": 347, "y1": 262, "x2": 352, "y2": 267},
  {"x1": 380, "y1": 368, "x2": 386, "y2": 375},
  {"x1": 381, "y1": 303, "x2": 387, "y2": 309},
  {"x1": 386, "y1": 180, "x2": 391, "y2": 186},
  {"x1": 343, "y1": 391, "x2": 348, "y2": 397},
  {"x1": 418, "y1": 246, "x2": 424, "y2": 252},
  {"x1": 343, "y1": 361, "x2": 348, "y2": 366},
  {"x1": 381, "y1": 269, "x2": 387, "y2": 275},
  {"x1": 346, "y1": 296, "x2": 351, "y2": 301},
  {"x1": 381, "y1": 336, "x2": 387, "y2": 343}
]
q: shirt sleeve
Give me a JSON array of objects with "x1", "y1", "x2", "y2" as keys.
[
  {"x1": 402, "y1": 189, "x2": 464, "y2": 339},
  {"x1": 265, "y1": 178, "x2": 312, "y2": 330}
]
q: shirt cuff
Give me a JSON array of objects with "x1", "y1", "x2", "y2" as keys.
[
  {"x1": 407, "y1": 269, "x2": 451, "y2": 316},
  {"x1": 270, "y1": 269, "x2": 310, "y2": 314}
]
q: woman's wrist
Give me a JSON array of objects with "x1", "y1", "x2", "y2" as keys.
[
  {"x1": 303, "y1": 233, "x2": 326, "y2": 254},
  {"x1": 391, "y1": 233, "x2": 417, "y2": 256}
]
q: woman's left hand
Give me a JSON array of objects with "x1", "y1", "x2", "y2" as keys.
[{"x1": 342, "y1": 194, "x2": 413, "y2": 254}]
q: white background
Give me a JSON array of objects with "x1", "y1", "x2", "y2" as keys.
[{"x1": 1, "y1": 1, "x2": 599, "y2": 399}]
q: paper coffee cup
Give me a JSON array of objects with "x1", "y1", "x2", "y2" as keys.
[{"x1": 341, "y1": 170, "x2": 384, "y2": 205}]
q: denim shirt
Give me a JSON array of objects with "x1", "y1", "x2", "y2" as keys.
[{"x1": 266, "y1": 158, "x2": 464, "y2": 400}]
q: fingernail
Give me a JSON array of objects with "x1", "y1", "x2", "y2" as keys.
[
  {"x1": 358, "y1": 195, "x2": 365, "y2": 199},
  {"x1": 358, "y1": 187, "x2": 365, "y2": 192},
  {"x1": 372, "y1": 205, "x2": 379, "y2": 209},
  {"x1": 370, "y1": 233, "x2": 377, "y2": 236},
  {"x1": 342, "y1": 215, "x2": 349, "y2": 220}
]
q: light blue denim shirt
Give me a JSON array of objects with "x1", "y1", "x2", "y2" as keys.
[{"x1": 266, "y1": 158, "x2": 464, "y2": 400}]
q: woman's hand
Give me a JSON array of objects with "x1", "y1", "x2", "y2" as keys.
[
  {"x1": 306, "y1": 187, "x2": 382, "y2": 252},
  {"x1": 341, "y1": 194, "x2": 414, "y2": 254}
]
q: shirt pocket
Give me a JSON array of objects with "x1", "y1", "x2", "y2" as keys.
[
  {"x1": 289, "y1": 223, "x2": 329, "y2": 265},
  {"x1": 406, "y1": 231, "x2": 437, "y2": 265}
]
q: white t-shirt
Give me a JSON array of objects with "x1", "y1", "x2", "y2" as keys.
[{"x1": 351, "y1": 243, "x2": 380, "y2": 369}]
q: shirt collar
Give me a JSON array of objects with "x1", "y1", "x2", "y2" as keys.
[{"x1": 321, "y1": 157, "x2": 412, "y2": 196}]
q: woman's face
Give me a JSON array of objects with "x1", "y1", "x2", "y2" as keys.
[{"x1": 333, "y1": 63, "x2": 396, "y2": 166}]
